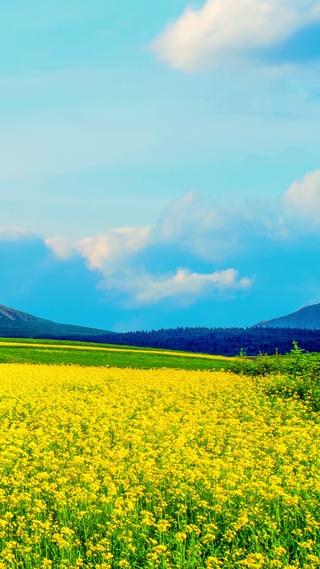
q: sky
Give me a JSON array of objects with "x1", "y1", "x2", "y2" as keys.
[{"x1": 1, "y1": 0, "x2": 320, "y2": 331}]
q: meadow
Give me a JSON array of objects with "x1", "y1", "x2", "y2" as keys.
[
  {"x1": 0, "y1": 341, "x2": 318, "y2": 568},
  {"x1": 0, "y1": 339, "x2": 234, "y2": 371}
]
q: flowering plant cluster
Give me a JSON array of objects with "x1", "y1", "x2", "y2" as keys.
[{"x1": 0, "y1": 363, "x2": 318, "y2": 568}]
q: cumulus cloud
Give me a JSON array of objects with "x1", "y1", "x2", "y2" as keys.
[
  {"x1": 103, "y1": 268, "x2": 252, "y2": 306},
  {"x1": 154, "y1": 192, "x2": 225, "y2": 240},
  {"x1": 4, "y1": 172, "x2": 320, "y2": 327},
  {"x1": 151, "y1": 191, "x2": 262, "y2": 261},
  {"x1": 45, "y1": 237, "x2": 74, "y2": 260},
  {"x1": 45, "y1": 226, "x2": 152, "y2": 268},
  {"x1": 151, "y1": 192, "x2": 226, "y2": 261},
  {"x1": 151, "y1": 0, "x2": 320, "y2": 71},
  {"x1": 135, "y1": 268, "x2": 252, "y2": 304},
  {"x1": 75, "y1": 226, "x2": 152, "y2": 271},
  {"x1": 65, "y1": 191, "x2": 256, "y2": 268},
  {"x1": 46, "y1": 191, "x2": 245, "y2": 271},
  {"x1": 6, "y1": 168, "x2": 320, "y2": 318},
  {"x1": 44, "y1": 193, "x2": 254, "y2": 306},
  {"x1": 283, "y1": 169, "x2": 320, "y2": 225}
]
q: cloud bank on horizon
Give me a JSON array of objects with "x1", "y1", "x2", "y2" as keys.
[
  {"x1": 151, "y1": 0, "x2": 320, "y2": 71},
  {"x1": 2, "y1": 170, "x2": 320, "y2": 330}
]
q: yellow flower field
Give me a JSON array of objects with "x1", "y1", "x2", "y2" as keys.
[{"x1": 0, "y1": 364, "x2": 318, "y2": 569}]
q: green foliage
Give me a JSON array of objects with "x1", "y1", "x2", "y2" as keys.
[{"x1": 230, "y1": 342, "x2": 320, "y2": 413}]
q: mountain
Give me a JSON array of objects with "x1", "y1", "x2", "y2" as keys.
[
  {"x1": 0, "y1": 304, "x2": 111, "y2": 338},
  {"x1": 255, "y1": 303, "x2": 320, "y2": 330}
]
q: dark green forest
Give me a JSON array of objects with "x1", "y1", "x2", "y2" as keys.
[{"x1": 34, "y1": 326, "x2": 320, "y2": 356}]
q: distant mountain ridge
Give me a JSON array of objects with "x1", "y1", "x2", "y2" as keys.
[
  {"x1": 255, "y1": 302, "x2": 320, "y2": 330},
  {"x1": 0, "y1": 304, "x2": 110, "y2": 338},
  {"x1": 0, "y1": 304, "x2": 40, "y2": 323}
]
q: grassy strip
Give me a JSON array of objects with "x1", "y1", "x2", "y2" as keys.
[
  {"x1": 0, "y1": 340, "x2": 234, "y2": 360},
  {"x1": 0, "y1": 343, "x2": 233, "y2": 371}
]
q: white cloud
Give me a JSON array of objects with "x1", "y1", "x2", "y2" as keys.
[
  {"x1": 45, "y1": 237, "x2": 74, "y2": 260},
  {"x1": 152, "y1": 191, "x2": 223, "y2": 259},
  {"x1": 154, "y1": 192, "x2": 225, "y2": 240},
  {"x1": 70, "y1": 192, "x2": 253, "y2": 272},
  {"x1": 283, "y1": 169, "x2": 320, "y2": 224},
  {"x1": 45, "y1": 226, "x2": 151, "y2": 268},
  {"x1": 0, "y1": 228, "x2": 34, "y2": 240},
  {"x1": 151, "y1": 191, "x2": 258, "y2": 261},
  {"x1": 151, "y1": 0, "x2": 320, "y2": 71},
  {"x1": 45, "y1": 193, "x2": 254, "y2": 306},
  {"x1": 104, "y1": 268, "x2": 252, "y2": 305},
  {"x1": 75, "y1": 226, "x2": 152, "y2": 271}
]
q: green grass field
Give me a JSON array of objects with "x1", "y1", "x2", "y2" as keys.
[{"x1": 0, "y1": 338, "x2": 234, "y2": 371}]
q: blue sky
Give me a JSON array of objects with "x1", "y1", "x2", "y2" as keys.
[{"x1": 1, "y1": 0, "x2": 320, "y2": 331}]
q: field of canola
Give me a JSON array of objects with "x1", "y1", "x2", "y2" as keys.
[{"x1": 0, "y1": 364, "x2": 319, "y2": 569}]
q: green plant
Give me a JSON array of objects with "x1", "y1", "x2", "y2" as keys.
[{"x1": 230, "y1": 342, "x2": 320, "y2": 413}]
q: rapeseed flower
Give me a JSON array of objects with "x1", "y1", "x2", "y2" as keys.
[{"x1": 0, "y1": 363, "x2": 318, "y2": 568}]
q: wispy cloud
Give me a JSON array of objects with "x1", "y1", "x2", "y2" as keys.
[
  {"x1": 151, "y1": 0, "x2": 320, "y2": 72},
  {"x1": 0, "y1": 228, "x2": 34, "y2": 240},
  {"x1": 283, "y1": 169, "x2": 320, "y2": 225}
]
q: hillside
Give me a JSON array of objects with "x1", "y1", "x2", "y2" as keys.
[
  {"x1": 256, "y1": 302, "x2": 320, "y2": 330},
  {"x1": 0, "y1": 304, "x2": 110, "y2": 338}
]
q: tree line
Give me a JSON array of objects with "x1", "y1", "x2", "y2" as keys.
[{"x1": 37, "y1": 326, "x2": 320, "y2": 356}]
